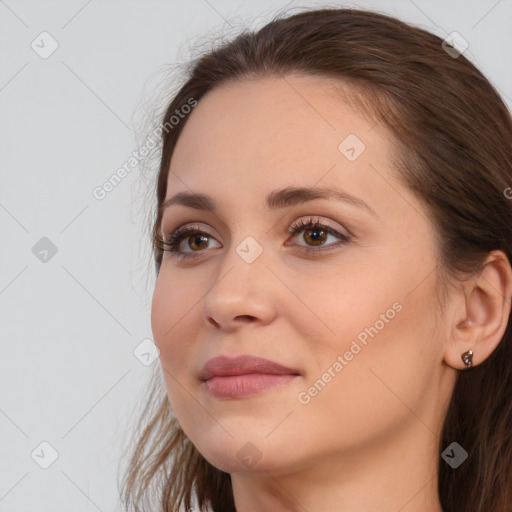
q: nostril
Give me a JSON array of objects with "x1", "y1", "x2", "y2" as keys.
[
  {"x1": 207, "y1": 315, "x2": 255, "y2": 328},
  {"x1": 208, "y1": 317, "x2": 221, "y2": 328},
  {"x1": 235, "y1": 315, "x2": 256, "y2": 322}
]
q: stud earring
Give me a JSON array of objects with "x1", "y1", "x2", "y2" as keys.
[{"x1": 461, "y1": 349, "x2": 473, "y2": 370}]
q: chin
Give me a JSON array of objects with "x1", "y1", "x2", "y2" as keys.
[
  {"x1": 200, "y1": 445, "x2": 284, "y2": 475},
  {"x1": 185, "y1": 425, "x2": 301, "y2": 476}
]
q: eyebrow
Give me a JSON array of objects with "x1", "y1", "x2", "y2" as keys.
[{"x1": 160, "y1": 186, "x2": 379, "y2": 218}]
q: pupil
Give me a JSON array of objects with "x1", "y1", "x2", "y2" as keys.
[
  {"x1": 191, "y1": 235, "x2": 208, "y2": 250},
  {"x1": 306, "y1": 229, "x2": 326, "y2": 245}
]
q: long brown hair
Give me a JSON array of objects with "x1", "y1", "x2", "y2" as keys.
[{"x1": 121, "y1": 6, "x2": 512, "y2": 512}]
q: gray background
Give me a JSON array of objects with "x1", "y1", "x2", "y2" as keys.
[{"x1": 1, "y1": 0, "x2": 510, "y2": 510}]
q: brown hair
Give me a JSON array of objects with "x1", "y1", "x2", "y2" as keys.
[{"x1": 121, "y1": 6, "x2": 512, "y2": 512}]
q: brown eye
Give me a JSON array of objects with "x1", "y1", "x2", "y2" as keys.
[
  {"x1": 301, "y1": 227, "x2": 328, "y2": 246},
  {"x1": 161, "y1": 224, "x2": 221, "y2": 260},
  {"x1": 288, "y1": 217, "x2": 351, "y2": 251},
  {"x1": 186, "y1": 234, "x2": 209, "y2": 251}
]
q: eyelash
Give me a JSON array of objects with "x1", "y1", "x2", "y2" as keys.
[{"x1": 159, "y1": 217, "x2": 352, "y2": 261}]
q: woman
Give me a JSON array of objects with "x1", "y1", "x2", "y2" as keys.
[{"x1": 122, "y1": 6, "x2": 512, "y2": 512}]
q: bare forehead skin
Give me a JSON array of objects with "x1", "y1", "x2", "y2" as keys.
[
  {"x1": 166, "y1": 73, "x2": 419, "y2": 231},
  {"x1": 172, "y1": 73, "x2": 385, "y2": 163}
]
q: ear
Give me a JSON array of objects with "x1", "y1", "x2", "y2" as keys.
[{"x1": 445, "y1": 250, "x2": 512, "y2": 370}]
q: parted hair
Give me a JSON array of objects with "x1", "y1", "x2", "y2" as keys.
[{"x1": 121, "y1": 7, "x2": 512, "y2": 512}]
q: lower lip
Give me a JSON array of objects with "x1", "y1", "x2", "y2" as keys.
[{"x1": 203, "y1": 373, "x2": 298, "y2": 399}]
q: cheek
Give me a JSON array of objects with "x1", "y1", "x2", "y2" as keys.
[
  {"x1": 291, "y1": 260, "x2": 441, "y2": 418},
  {"x1": 151, "y1": 274, "x2": 202, "y2": 425},
  {"x1": 151, "y1": 272, "x2": 198, "y2": 369},
  {"x1": 290, "y1": 299, "x2": 438, "y2": 457},
  {"x1": 286, "y1": 260, "x2": 402, "y2": 358}
]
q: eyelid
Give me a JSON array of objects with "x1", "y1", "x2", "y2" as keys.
[
  {"x1": 161, "y1": 212, "x2": 350, "y2": 240},
  {"x1": 287, "y1": 216, "x2": 350, "y2": 236},
  {"x1": 160, "y1": 221, "x2": 220, "y2": 242},
  {"x1": 285, "y1": 217, "x2": 352, "y2": 250},
  {"x1": 161, "y1": 216, "x2": 346, "y2": 243},
  {"x1": 160, "y1": 215, "x2": 352, "y2": 261}
]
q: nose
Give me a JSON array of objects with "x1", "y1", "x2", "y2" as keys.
[{"x1": 201, "y1": 240, "x2": 279, "y2": 332}]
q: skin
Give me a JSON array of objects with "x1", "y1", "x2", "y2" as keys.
[{"x1": 151, "y1": 73, "x2": 512, "y2": 512}]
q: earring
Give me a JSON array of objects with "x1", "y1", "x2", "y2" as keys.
[{"x1": 461, "y1": 349, "x2": 473, "y2": 370}]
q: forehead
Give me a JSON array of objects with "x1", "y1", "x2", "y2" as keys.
[{"x1": 166, "y1": 74, "x2": 398, "y2": 214}]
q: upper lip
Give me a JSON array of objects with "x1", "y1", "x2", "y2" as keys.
[{"x1": 199, "y1": 355, "x2": 300, "y2": 381}]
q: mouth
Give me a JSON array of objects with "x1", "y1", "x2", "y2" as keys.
[{"x1": 199, "y1": 354, "x2": 301, "y2": 399}]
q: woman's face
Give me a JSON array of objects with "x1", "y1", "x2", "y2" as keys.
[{"x1": 151, "y1": 74, "x2": 455, "y2": 476}]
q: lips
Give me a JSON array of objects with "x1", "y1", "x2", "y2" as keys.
[
  {"x1": 198, "y1": 355, "x2": 301, "y2": 399},
  {"x1": 199, "y1": 355, "x2": 300, "y2": 381}
]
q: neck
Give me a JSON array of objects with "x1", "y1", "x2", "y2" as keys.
[{"x1": 230, "y1": 418, "x2": 444, "y2": 512}]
